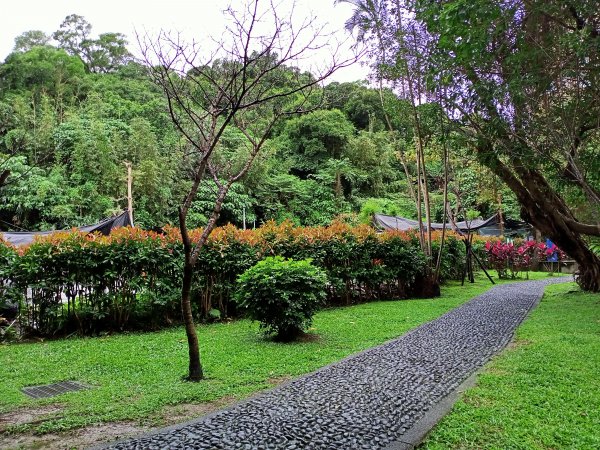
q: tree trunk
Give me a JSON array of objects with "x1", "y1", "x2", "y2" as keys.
[
  {"x1": 124, "y1": 161, "x2": 134, "y2": 226},
  {"x1": 517, "y1": 164, "x2": 600, "y2": 291},
  {"x1": 521, "y1": 204, "x2": 600, "y2": 292},
  {"x1": 419, "y1": 143, "x2": 433, "y2": 258},
  {"x1": 335, "y1": 171, "x2": 342, "y2": 198},
  {"x1": 377, "y1": 83, "x2": 417, "y2": 203},
  {"x1": 435, "y1": 130, "x2": 449, "y2": 281},
  {"x1": 497, "y1": 191, "x2": 504, "y2": 236},
  {"x1": 179, "y1": 202, "x2": 203, "y2": 382},
  {"x1": 181, "y1": 257, "x2": 203, "y2": 381},
  {"x1": 476, "y1": 148, "x2": 600, "y2": 291},
  {"x1": 0, "y1": 169, "x2": 9, "y2": 188}
]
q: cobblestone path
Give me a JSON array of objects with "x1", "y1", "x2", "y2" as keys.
[{"x1": 106, "y1": 277, "x2": 570, "y2": 450}]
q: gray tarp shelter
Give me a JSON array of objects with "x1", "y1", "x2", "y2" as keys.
[
  {"x1": 1, "y1": 211, "x2": 132, "y2": 246},
  {"x1": 373, "y1": 213, "x2": 530, "y2": 237}
]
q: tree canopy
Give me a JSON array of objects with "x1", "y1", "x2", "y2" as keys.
[
  {"x1": 336, "y1": 0, "x2": 599, "y2": 290},
  {"x1": 1, "y1": 8, "x2": 584, "y2": 253}
]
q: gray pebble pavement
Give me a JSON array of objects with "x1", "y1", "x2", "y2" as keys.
[{"x1": 105, "y1": 277, "x2": 571, "y2": 450}]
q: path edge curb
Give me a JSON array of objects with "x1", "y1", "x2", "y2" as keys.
[{"x1": 383, "y1": 276, "x2": 563, "y2": 450}]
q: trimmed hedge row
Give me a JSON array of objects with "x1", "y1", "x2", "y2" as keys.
[{"x1": 0, "y1": 221, "x2": 467, "y2": 336}]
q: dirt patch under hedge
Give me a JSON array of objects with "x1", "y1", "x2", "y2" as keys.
[
  {"x1": 1, "y1": 421, "x2": 149, "y2": 450},
  {"x1": 0, "y1": 396, "x2": 238, "y2": 449},
  {"x1": 0, "y1": 405, "x2": 64, "y2": 432}
]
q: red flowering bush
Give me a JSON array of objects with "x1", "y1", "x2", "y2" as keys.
[{"x1": 484, "y1": 239, "x2": 566, "y2": 279}]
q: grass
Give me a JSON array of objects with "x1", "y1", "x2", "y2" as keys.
[
  {"x1": 0, "y1": 271, "x2": 555, "y2": 435},
  {"x1": 422, "y1": 281, "x2": 600, "y2": 450}
]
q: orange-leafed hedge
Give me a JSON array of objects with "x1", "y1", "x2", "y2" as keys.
[{"x1": 0, "y1": 221, "x2": 467, "y2": 337}]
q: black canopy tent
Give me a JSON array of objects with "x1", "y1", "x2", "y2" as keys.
[
  {"x1": 373, "y1": 213, "x2": 531, "y2": 237},
  {"x1": 0, "y1": 211, "x2": 132, "y2": 247},
  {"x1": 373, "y1": 212, "x2": 533, "y2": 285}
]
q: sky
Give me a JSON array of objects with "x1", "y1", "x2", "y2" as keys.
[{"x1": 0, "y1": 0, "x2": 370, "y2": 83}]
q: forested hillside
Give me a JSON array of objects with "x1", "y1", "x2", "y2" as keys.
[{"x1": 0, "y1": 14, "x2": 564, "y2": 232}]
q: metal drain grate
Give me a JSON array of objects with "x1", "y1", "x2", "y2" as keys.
[{"x1": 21, "y1": 381, "x2": 90, "y2": 399}]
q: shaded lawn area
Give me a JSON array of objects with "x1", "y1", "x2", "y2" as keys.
[
  {"x1": 422, "y1": 281, "x2": 600, "y2": 450},
  {"x1": 0, "y1": 271, "x2": 554, "y2": 435}
]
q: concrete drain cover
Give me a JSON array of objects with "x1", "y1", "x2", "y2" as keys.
[{"x1": 21, "y1": 381, "x2": 90, "y2": 399}]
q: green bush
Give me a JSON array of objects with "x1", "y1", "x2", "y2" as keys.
[
  {"x1": 432, "y1": 234, "x2": 466, "y2": 281},
  {"x1": 3, "y1": 221, "x2": 467, "y2": 337},
  {"x1": 234, "y1": 256, "x2": 327, "y2": 341},
  {"x1": 0, "y1": 242, "x2": 20, "y2": 320}
]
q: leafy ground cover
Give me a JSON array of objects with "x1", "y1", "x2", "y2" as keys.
[
  {"x1": 0, "y1": 271, "x2": 554, "y2": 444},
  {"x1": 422, "y1": 281, "x2": 600, "y2": 449}
]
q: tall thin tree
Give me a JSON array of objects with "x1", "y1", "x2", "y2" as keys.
[{"x1": 140, "y1": 0, "x2": 356, "y2": 380}]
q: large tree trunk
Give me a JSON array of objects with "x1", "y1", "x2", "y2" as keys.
[
  {"x1": 518, "y1": 165, "x2": 600, "y2": 292},
  {"x1": 520, "y1": 203, "x2": 600, "y2": 292},
  {"x1": 477, "y1": 148, "x2": 600, "y2": 292}
]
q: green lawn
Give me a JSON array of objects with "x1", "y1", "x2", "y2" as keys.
[
  {"x1": 422, "y1": 281, "x2": 600, "y2": 450},
  {"x1": 0, "y1": 271, "x2": 554, "y2": 435}
]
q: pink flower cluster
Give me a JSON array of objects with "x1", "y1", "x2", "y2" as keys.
[{"x1": 484, "y1": 240, "x2": 566, "y2": 278}]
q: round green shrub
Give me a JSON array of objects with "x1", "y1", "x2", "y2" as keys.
[{"x1": 234, "y1": 256, "x2": 327, "y2": 341}]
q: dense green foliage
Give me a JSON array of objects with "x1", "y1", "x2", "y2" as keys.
[
  {"x1": 0, "y1": 15, "x2": 521, "y2": 233},
  {"x1": 0, "y1": 273, "x2": 545, "y2": 439},
  {"x1": 424, "y1": 282, "x2": 600, "y2": 449},
  {"x1": 1, "y1": 222, "x2": 466, "y2": 337},
  {"x1": 235, "y1": 257, "x2": 327, "y2": 340}
]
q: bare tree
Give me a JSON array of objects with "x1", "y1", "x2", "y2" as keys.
[{"x1": 140, "y1": 0, "x2": 356, "y2": 381}]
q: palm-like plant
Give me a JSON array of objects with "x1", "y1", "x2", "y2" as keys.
[{"x1": 335, "y1": 0, "x2": 386, "y2": 44}]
